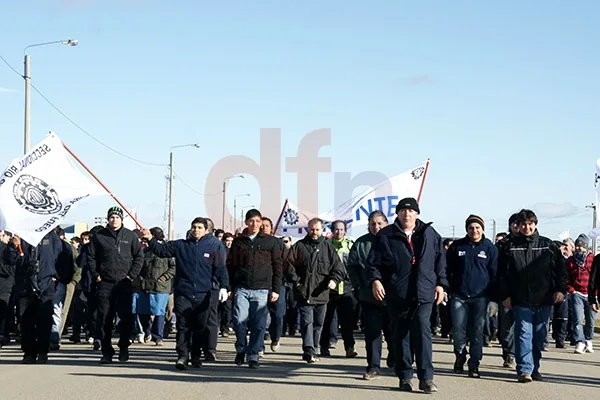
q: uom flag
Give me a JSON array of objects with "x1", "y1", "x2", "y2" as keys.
[
  {"x1": 0, "y1": 132, "x2": 106, "y2": 246},
  {"x1": 275, "y1": 161, "x2": 429, "y2": 238}
]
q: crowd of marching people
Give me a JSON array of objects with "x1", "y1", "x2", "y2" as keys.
[{"x1": 1, "y1": 198, "x2": 599, "y2": 394}]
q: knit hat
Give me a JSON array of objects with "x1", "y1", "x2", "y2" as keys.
[
  {"x1": 575, "y1": 234, "x2": 589, "y2": 250},
  {"x1": 107, "y1": 206, "x2": 124, "y2": 220},
  {"x1": 396, "y1": 197, "x2": 420, "y2": 214},
  {"x1": 465, "y1": 214, "x2": 485, "y2": 231}
]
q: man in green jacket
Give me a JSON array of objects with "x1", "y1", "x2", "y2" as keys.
[{"x1": 347, "y1": 210, "x2": 394, "y2": 380}]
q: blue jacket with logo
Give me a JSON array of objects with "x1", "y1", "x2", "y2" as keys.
[
  {"x1": 445, "y1": 235, "x2": 498, "y2": 299},
  {"x1": 147, "y1": 236, "x2": 228, "y2": 299},
  {"x1": 365, "y1": 219, "x2": 448, "y2": 303}
]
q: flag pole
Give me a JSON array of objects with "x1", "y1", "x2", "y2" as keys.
[
  {"x1": 417, "y1": 158, "x2": 430, "y2": 202},
  {"x1": 62, "y1": 142, "x2": 144, "y2": 229},
  {"x1": 273, "y1": 198, "x2": 289, "y2": 236}
]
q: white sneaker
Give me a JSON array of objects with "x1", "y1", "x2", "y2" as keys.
[
  {"x1": 136, "y1": 334, "x2": 144, "y2": 343},
  {"x1": 574, "y1": 342, "x2": 586, "y2": 354},
  {"x1": 586, "y1": 341, "x2": 594, "y2": 353}
]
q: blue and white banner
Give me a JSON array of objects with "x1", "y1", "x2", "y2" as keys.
[{"x1": 275, "y1": 161, "x2": 428, "y2": 238}]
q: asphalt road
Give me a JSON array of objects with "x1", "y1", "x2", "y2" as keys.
[{"x1": 1, "y1": 335, "x2": 599, "y2": 399}]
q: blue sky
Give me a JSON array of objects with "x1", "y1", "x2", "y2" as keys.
[{"x1": 0, "y1": 0, "x2": 599, "y2": 239}]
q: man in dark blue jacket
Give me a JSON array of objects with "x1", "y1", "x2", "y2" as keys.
[
  {"x1": 366, "y1": 197, "x2": 447, "y2": 394},
  {"x1": 142, "y1": 217, "x2": 228, "y2": 370},
  {"x1": 446, "y1": 214, "x2": 498, "y2": 378}
]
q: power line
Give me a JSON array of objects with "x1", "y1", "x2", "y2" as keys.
[
  {"x1": 0, "y1": 54, "x2": 166, "y2": 167},
  {"x1": 173, "y1": 171, "x2": 222, "y2": 197}
]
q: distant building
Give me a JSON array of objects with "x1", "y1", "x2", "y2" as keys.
[{"x1": 61, "y1": 222, "x2": 89, "y2": 238}]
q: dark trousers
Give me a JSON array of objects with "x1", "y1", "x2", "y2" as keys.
[
  {"x1": 218, "y1": 298, "x2": 232, "y2": 333},
  {"x1": 284, "y1": 287, "x2": 299, "y2": 335},
  {"x1": 200, "y1": 288, "x2": 219, "y2": 356},
  {"x1": 174, "y1": 292, "x2": 211, "y2": 359},
  {"x1": 70, "y1": 289, "x2": 88, "y2": 340},
  {"x1": 85, "y1": 288, "x2": 98, "y2": 339},
  {"x1": 19, "y1": 286, "x2": 55, "y2": 357},
  {"x1": 498, "y1": 305, "x2": 515, "y2": 360},
  {"x1": 299, "y1": 302, "x2": 327, "y2": 355},
  {"x1": 439, "y1": 302, "x2": 452, "y2": 337},
  {"x1": 552, "y1": 297, "x2": 569, "y2": 345},
  {"x1": 430, "y1": 303, "x2": 439, "y2": 332},
  {"x1": 0, "y1": 293, "x2": 11, "y2": 338},
  {"x1": 388, "y1": 299, "x2": 434, "y2": 381},
  {"x1": 320, "y1": 292, "x2": 357, "y2": 351},
  {"x1": 95, "y1": 279, "x2": 133, "y2": 357},
  {"x1": 362, "y1": 301, "x2": 394, "y2": 373},
  {"x1": 268, "y1": 286, "x2": 287, "y2": 342}
]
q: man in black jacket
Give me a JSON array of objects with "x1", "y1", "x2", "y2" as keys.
[
  {"x1": 446, "y1": 215, "x2": 498, "y2": 378},
  {"x1": 366, "y1": 198, "x2": 447, "y2": 394},
  {"x1": 87, "y1": 206, "x2": 144, "y2": 364},
  {"x1": 285, "y1": 218, "x2": 344, "y2": 364},
  {"x1": 228, "y1": 209, "x2": 283, "y2": 368},
  {"x1": 497, "y1": 209, "x2": 567, "y2": 383}
]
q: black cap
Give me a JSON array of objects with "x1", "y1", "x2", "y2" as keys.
[{"x1": 396, "y1": 197, "x2": 420, "y2": 214}]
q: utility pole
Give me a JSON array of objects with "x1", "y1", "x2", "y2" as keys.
[
  {"x1": 167, "y1": 151, "x2": 175, "y2": 240},
  {"x1": 586, "y1": 203, "x2": 597, "y2": 254},
  {"x1": 451, "y1": 225, "x2": 455, "y2": 240},
  {"x1": 491, "y1": 219, "x2": 497, "y2": 239}
]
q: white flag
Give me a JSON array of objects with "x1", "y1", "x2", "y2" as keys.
[
  {"x1": 123, "y1": 206, "x2": 138, "y2": 230},
  {"x1": 275, "y1": 161, "x2": 428, "y2": 238},
  {"x1": 0, "y1": 132, "x2": 106, "y2": 246}
]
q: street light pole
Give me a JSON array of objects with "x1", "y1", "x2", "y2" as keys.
[
  {"x1": 586, "y1": 203, "x2": 597, "y2": 254},
  {"x1": 233, "y1": 193, "x2": 250, "y2": 233},
  {"x1": 222, "y1": 174, "x2": 244, "y2": 231},
  {"x1": 23, "y1": 39, "x2": 78, "y2": 154},
  {"x1": 491, "y1": 219, "x2": 497, "y2": 239},
  {"x1": 167, "y1": 144, "x2": 200, "y2": 240}
]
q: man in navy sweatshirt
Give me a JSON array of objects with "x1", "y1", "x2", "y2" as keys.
[{"x1": 142, "y1": 217, "x2": 229, "y2": 370}]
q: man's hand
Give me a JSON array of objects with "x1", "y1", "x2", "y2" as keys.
[
  {"x1": 127, "y1": 275, "x2": 134, "y2": 281},
  {"x1": 434, "y1": 286, "x2": 444, "y2": 305},
  {"x1": 219, "y1": 288, "x2": 229, "y2": 303},
  {"x1": 11, "y1": 236, "x2": 21, "y2": 248},
  {"x1": 141, "y1": 228, "x2": 152, "y2": 241},
  {"x1": 270, "y1": 292, "x2": 279, "y2": 303},
  {"x1": 487, "y1": 301, "x2": 499, "y2": 317},
  {"x1": 372, "y1": 280, "x2": 385, "y2": 301},
  {"x1": 96, "y1": 276, "x2": 102, "y2": 283},
  {"x1": 328, "y1": 280, "x2": 337, "y2": 290},
  {"x1": 502, "y1": 297, "x2": 512, "y2": 309},
  {"x1": 553, "y1": 292, "x2": 564, "y2": 304},
  {"x1": 593, "y1": 303, "x2": 599, "y2": 313}
]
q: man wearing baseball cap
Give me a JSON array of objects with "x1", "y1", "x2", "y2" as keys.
[
  {"x1": 366, "y1": 197, "x2": 448, "y2": 393},
  {"x1": 87, "y1": 206, "x2": 144, "y2": 364}
]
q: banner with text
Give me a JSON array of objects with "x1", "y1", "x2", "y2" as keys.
[
  {"x1": 0, "y1": 133, "x2": 106, "y2": 246},
  {"x1": 275, "y1": 161, "x2": 428, "y2": 238}
]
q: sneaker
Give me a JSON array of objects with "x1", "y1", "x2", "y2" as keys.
[
  {"x1": 419, "y1": 379, "x2": 438, "y2": 393},
  {"x1": 175, "y1": 357, "x2": 188, "y2": 370},
  {"x1": 136, "y1": 334, "x2": 144, "y2": 343},
  {"x1": 155, "y1": 340, "x2": 164, "y2": 346},
  {"x1": 302, "y1": 353, "x2": 319, "y2": 363},
  {"x1": 320, "y1": 348, "x2": 331, "y2": 357},
  {"x1": 362, "y1": 371, "x2": 381, "y2": 380},
  {"x1": 468, "y1": 368, "x2": 480, "y2": 378},
  {"x1": 345, "y1": 347, "x2": 358, "y2": 358},
  {"x1": 518, "y1": 373, "x2": 533, "y2": 383},
  {"x1": 205, "y1": 352, "x2": 217, "y2": 362},
  {"x1": 143, "y1": 335, "x2": 152, "y2": 344},
  {"x1": 453, "y1": 355, "x2": 467, "y2": 373},
  {"x1": 328, "y1": 340, "x2": 337, "y2": 349},
  {"x1": 249, "y1": 361, "x2": 260, "y2": 369},
  {"x1": 575, "y1": 342, "x2": 586, "y2": 354},
  {"x1": 531, "y1": 372, "x2": 543, "y2": 382},
  {"x1": 93, "y1": 339, "x2": 101, "y2": 351},
  {"x1": 503, "y1": 357, "x2": 516, "y2": 369},
  {"x1": 118, "y1": 349, "x2": 129, "y2": 362},
  {"x1": 258, "y1": 351, "x2": 264, "y2": 359},
  {"x1": 586, "y1": 340, "x2": 594, "y2": 353},
  {"x1": 87, "y1": 337, "x2": 94, "y2": 345},
  {"x1": 398, "y1": 379, "x2": 413, "y2": 392},
  {"x1": 270, "y1": 340, "x2": 280, "y2": 353},
  {"x1": 37, "y1": 354, "x2": 48, "y2": 364},
  {"x1": 235, "y1": 352, "x2": 246, "y2": 366}
]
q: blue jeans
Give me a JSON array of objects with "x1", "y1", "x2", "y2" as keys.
[
  {"x1": 570, "y1": 292, "x2": 596, "y2": 343},
  {"x1": 450, "y1": 295, "x2": 488, "y2": 369},
  {"x1": 513, "y1": 305, "x2": 552, "y2": 376},
  {"x1": 232, "y1": 288, "x2": 269, "y2": 363}
]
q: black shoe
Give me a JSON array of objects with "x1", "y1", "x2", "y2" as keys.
[
  {"x1": 22, "y1": 355, "x2": 37, "y2": 364},
  {"x1": 345, "y1": 347, "x2": 358, "y2": 358},
  {"x1": 320, "y1": 348, "x2": 331, "y2": 357},
  {"x1": 302, "y1": 353, "x2": 319, "y2": 363},
  {"x1": 249, "y1": 361, "x2": 260, "y2": 369},
  {"x1": 118, "y1": 349, "x2": 129, "y2": 362},
  {"x1": 49, "y1": 343, "x2": 60, "y2": 351},
  {"x1": 175, "y1": 357, "x2": 188, "y2": 370},
  {"x1": 100, "y1": 356, "x2": 113, "y2": 364},
  {"x1": 503, "y1": 357, "x2": 516, "y2": 369},
  {"x1": 398, "y1": 379, "x2": 413, "y2": 392},
  {"x1": 191, "y1": 357, "x2": 202, "y2": 368},
  {"x1": 453, "y1": 355, "x2": 467, "y2": 373},
  {"x1": 468, "y1": 368, "x2": 480, "y2": 378},
  {"x1": 556, "y1": 342, "x2": 565, "y2": 349},
  {"x1": 531, "y1": 372, "x2": 543, "y2": 382},
  {"x1": 37, "y1": 354, "x2": 48, "y2": 364},
  {"x1": 205, "y1": 352, "x2": 217, "y2": 362},
  {"x1": 328, "y1": 340, "x2": 337, "y2": 349},
  {"x1": 93, "y1": 340, "x2": 101, "y2": 351},
  {"x1": 419, "y1": 379, "x2": 438, "y2": 393},
  {"x1": 235, "y1": 352, "x2": 246, "y2": 366}
]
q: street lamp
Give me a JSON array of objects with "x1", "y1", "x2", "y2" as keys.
[
  {"x1": 23, "y1": 39, "x2": 79, "y2": 154},
  {"x1": 222, "y1": 174, "x2": 244, "y2": 231},
  {"x1": 168, "y1": 144, "x2": 200, "y2": 240},
  {"x1": 233, "y1": 193, "x2": 250, "y2": 232}
]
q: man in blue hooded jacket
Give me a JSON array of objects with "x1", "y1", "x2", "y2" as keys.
[{"x1": 366, "y1": 197, "x2": 447, "y2": 394}]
